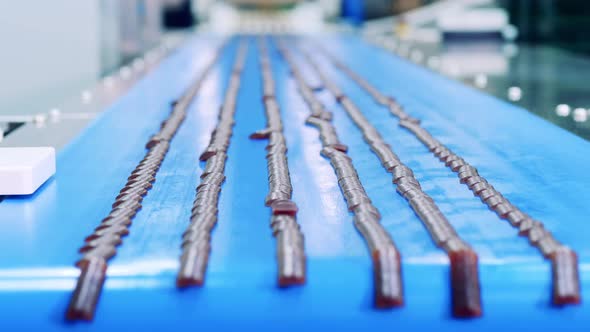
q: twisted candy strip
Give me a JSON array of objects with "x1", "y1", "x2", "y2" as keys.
[
  {"x1": 319, "y1": 41, "x2": 580, "y2": 307},
  {"x1": 276, "y1": 40, "x2": 403, "y2": 307},
  {"x1": 249, "y1": 39, "x2": 306, "y2": 286},
  {"x1": 66, "y1": 41, "x2": 227, "y2": 321},
  {"x1": 299, "y1": 43, "x2": 482, "y2": 317},
  {"x1": 177, "y1": 41, "x2": 248, "y2": 287}
]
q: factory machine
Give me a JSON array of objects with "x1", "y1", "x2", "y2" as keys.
[{"x1": 0, "y1": 1, "x2": 589, "y2": 331}]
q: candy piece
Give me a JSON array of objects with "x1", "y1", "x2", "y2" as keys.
[
  {"x1": 65, "y1": 257, "x2": 107, "y2": 321},
  {"x1": 373, "y1": 247, "x2": 404, "y2": 308},
  {"x1": 449, "y1": 250, "x2": 482, "y2": 318},
  {"x1": 177, "y1": 246, "x2": 210, "y2": 287},
  {"x1": 271, "y1": 200, "x2": 299, "y2": 216},
  {"x1": 550, "y1": 247, "x2": 581, "y2": 306},
  {"x1": 276, "y1": 230, "x2": 306, "y2": 287}
]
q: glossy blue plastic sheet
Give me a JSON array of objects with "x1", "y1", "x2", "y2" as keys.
[{"x1": 0, "y1": 35, "x2": 588, "y2": 331}]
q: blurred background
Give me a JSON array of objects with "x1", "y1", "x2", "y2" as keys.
[{"x1": 1, "y1": 0, "x2": 590, "y2": 140}]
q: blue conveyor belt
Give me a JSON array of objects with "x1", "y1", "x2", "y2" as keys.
[{"x1": 0, "y1": 35, "x2": 588, "y2": 330}]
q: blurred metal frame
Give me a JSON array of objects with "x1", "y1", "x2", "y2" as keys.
[{"x1": 0, "y1": 38, "x2": 183, "y2": 151}]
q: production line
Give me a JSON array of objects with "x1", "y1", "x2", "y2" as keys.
[{"x1": 0, "y1": 34, "x2": 589, "y2": 330}]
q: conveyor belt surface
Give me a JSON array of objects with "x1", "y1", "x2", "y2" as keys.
[{"x1": 0, "y1": 35, "x2": 589, "y2": 330}]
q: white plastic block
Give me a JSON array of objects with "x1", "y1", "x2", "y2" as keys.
[
  {"x1": 0, "y1": 147, "x2": 56, "y2": 195},
  {"x1": 437, "y1": 9, "x2": 508, "y2": 33}
]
